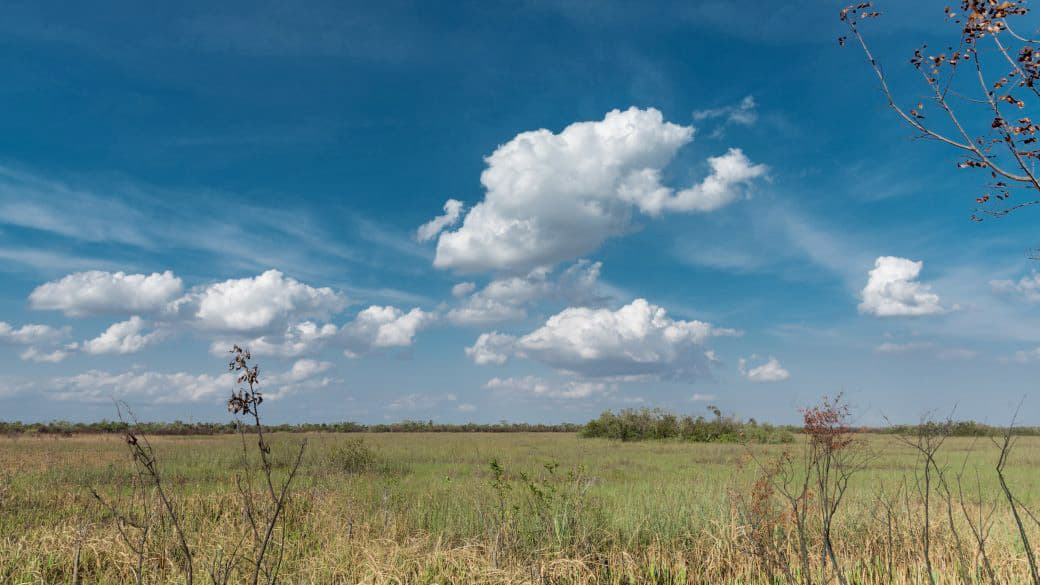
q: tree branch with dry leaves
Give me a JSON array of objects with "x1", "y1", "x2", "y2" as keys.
[{"x1": 841, "y1": 1, "x2": 1040, "y2": 222}]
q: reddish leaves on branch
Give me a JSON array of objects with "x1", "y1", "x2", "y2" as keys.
[
  {"x1": 801, "y1": 394, "x2": 856, "y2": 452},
  {"x1": 840, "y1": 0, "x2": 1040, "y2": 220}
]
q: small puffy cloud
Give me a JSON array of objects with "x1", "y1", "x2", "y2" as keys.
[
  {"x1": 210, "y1": 321, "x2": 339, "y2": 358},
  {"x1": 178, "y1": 270, "x2": 348, "y2": 333},
  {"x1": 510, "y1": 298, "x2": 739, "y2": 379},
  {"x1": 81, "y1": 316, "x2": 164, "y2": 355},
  {"x1": 429, "y1": 107, "x2": 766, "y2": 273},
  {"x1": 276, "y1": 358, "x2": 333, "y2": 382},
  {"x1": 263, "y1": 359, "x2": 335, "y2": 400},
  {"x1": 859, "y1": 256, "x2": 945, "y2": 317},
  {"x1": 484, "y1": 376, "x2": 613, "y2": 399},
  {"x1": 464, "y1": 332, "x2": 516, "y2": 365},
  {"x1": 991, "y1": 272, "x2": 1040, "y2": 303},
  {"x1": 690, "y1": 393, "x2": 716, "y2": 402},
  {"x1": 30, "y1": 270, "x2": 183, "y2": 317},
  {"x1": 448, "y1": 268, "x2": 550, "y2": 326},
  {"x1": 619, "y1": 148, "x2": 767, "y2": 216},
  {"x1": 457, "y1": 403, "x2": 477, "y2": 412},
  {"x1": 341, "y1": 305, "x2": 436, "y2": 356},
  {"x1": 2, "y1": 321, "x2": 73, "y2": 362},
  {"x1": 738, "y1": 356, "x2": 790, "y2": 383},
  {"x1": 451, "y1": 282, "x2": 476, "y2": 298},
  {"x1": 448, "y1": 261, "x2": 605, "y2": 326},
  {"x1": 416, "y1": 199, "x2": 464, "y2": 242},
  {"x1": 20, "y1": 347, "x2": 71, "y2": 363},
  {"x1": 0, "y1": 322, "x2": 68, "y2": 345}
]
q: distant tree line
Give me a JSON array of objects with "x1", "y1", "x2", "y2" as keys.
[
  {"x1": 1, "y1": 414, "x2": 1036, "y2": 439},
  {"x1": 0, "y1": 419, "x2": 585, "y2": 436}
]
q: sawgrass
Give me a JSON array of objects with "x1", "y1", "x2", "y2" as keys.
[{"x1": 2, "y1": 431, "x2": 1039, "y2": 583}]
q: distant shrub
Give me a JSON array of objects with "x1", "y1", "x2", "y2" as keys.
[
  {"x1": 327, "y1": 438, "x2": 377, "y2": 474},
  {"x1": 581, "y1": 407, "x2": 794, "y2": 444}
]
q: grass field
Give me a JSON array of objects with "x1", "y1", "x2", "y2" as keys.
[{"x1": 2, "y1": 431, "x2": 1040, "y2": 584}]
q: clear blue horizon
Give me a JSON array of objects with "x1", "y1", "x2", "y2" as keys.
[{"x1": 2, "y1": 1, "x2": 1040, "y2": 426}]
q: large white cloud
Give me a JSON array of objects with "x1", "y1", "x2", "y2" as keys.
[
  {"x1": 478, "y1": 298, "x2": 739, "y2": 379},
  {"x1": 341, "y1": 305, "x2": 436, "y2": 356},
  {"x1": 858, "y1": 256, "x2": 945, "y2": 317},
  {"x1": 80, "y1": 316, "x2": 164, "y2": 355},
  {"x1": 175, "y1": 269, "x2": 348, "y2": 333},
  {"x1": 29, "y1": 270, "x2": 183, "y2": 317},
  {"x1": 427, "y1": 107, "x2": 766, "y2": 273},
  {"x1": 738, "y1": 356, "x2": 790, "y2": 383}
]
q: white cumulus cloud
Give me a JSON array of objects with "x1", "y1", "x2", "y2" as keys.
[
  {"x1": 262, "y1": 359, "x2": 336, "y2": 400},
  {"x1": 81, "y1": 316, "x2": 164, "y2": 355},
  {"x1": 464, "y1": 332, "x2": 517, "y2": 365},
  {"x1": 502, "y1": 298, "x2": 739, "y2": 379},
  {"x1": 175, "y1": 269, "x2": 348, "y2": 333},
  {"x1": 859, "y1": 256, "x2": 945, "y2": 317},
  {"x1": 30, "y1": 270, "x2": 183, "y2": 317},
  {"x1": 0, "y1": 322, "x2": 68, "y2": 345},
  {"x1": 341, "y1": 305, "x2": 436, "y2": 356},
  {"x1": 738, "y1": 356, "x2": 790, "y2": 383},
  {"x1": 427, "y1": 107, "x2": 766, "y2": 273},
  {"x1": 210, "y1": 321, "x2": 340, "y2": 358}
]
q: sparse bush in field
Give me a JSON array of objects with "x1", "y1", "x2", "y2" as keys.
[
  {"x1": 582, "y1": 406, "x2": 794, "y2": 443},
  {"x1": 482, "y1": 458, "x2": 601, "y2": 555},
  {"x1": 327, "y1": 438, "x2": 377, "y2": 474}
]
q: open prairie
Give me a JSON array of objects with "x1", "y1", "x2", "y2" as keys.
[{"x1": 3, "y1": 431, "x2": 1040, "y2": 584}]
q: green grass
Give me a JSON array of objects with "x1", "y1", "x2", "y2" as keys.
[{"x1": 2, "y1": 432, "x2": 1040, "y2": 583}]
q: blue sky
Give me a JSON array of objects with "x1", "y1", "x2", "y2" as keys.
[{"x1": 3, "y1": 0, "x2": 1040, "y2": 425}]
